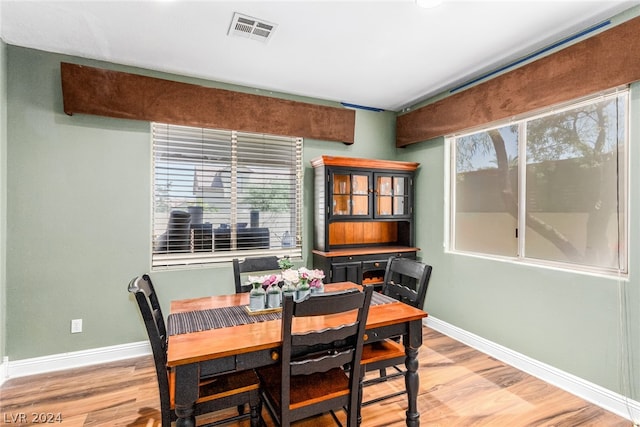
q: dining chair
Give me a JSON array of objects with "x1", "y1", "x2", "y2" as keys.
[
  {"x1": 232, "y1": 256, "x2": 281, "y2": 293},
  {"x1": 257, "y1": 286, "x2": 374, "y2": 427},
  {"x1": 360, "y1": 256, "x2": 432, "y2": 406},
  {"x1": 128, "y1": 274, "x2": 262, "y2": 427}
]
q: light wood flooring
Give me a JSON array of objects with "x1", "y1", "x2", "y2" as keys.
[{"x1": 0, "y1": 327, "x2": 632, "y2": 426}]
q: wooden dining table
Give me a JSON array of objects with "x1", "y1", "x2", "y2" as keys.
[{"x1": 167, "y1": 282, "x2": 428, "y2": 427}]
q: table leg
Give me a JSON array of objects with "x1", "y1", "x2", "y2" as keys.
[
  {"x1": 174, "y1": 364, "x2": 199, "y2": 427},
  {"x1": 175, "y1": 404, "x2": 195, "y2": 427},
  {"x1": 404, "y1": 346, "x2": 420, "y2": 427},
  {"x1": 404, "y1": 320, "x2": 422, "y2": 427}
]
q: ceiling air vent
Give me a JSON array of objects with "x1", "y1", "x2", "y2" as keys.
[{"x1": 228, "y1": 12, "x2": 277, "y2": 43}]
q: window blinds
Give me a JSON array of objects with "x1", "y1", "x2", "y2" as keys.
[{"x1": 152, "y1": 123, "x2": 303, "y2": 268}]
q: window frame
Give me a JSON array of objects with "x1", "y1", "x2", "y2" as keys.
[
  {"x1": 446, "y1": 89, "x2": 629, "y2": 276},
  {"x1": 151, "y1": 123, "x2": 303, "y2": 269}
]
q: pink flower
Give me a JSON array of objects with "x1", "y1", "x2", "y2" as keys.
[
  {"x1": 308, "y1": 269, "x2": 325, "y2": 288},
  {"x1": 247, "y1": 274, "x2": 282, "y2": 289}
]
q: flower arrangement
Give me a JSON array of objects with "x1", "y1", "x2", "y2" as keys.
[{"x1": 245, "y1": 264, "x2": 326, "y2": 298}]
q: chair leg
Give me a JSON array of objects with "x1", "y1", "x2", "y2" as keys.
[
  {"x1": 249, "y1": 401, "x2": 261, "y2": 427},
  {"x1": 329, "y1": 409, "x2": 344, "y2": 427},
  {"x1": 357, "y1": 369, "x2": 364, "y2": 426},
  {"x1": 238, "y1": 404, "x2": 245, "y2": 415},
  {"x1": 379, "y1": 368, "x2": 387, "y2": 380},
  {"x1": 362, "y1": 363, "x2": 407, "y2": 406}
]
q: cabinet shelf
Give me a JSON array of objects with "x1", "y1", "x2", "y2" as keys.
[
  {"x1": 312, "y1": 245, "x2": 420, "y2": 258},
  {"x1": 310, "y1": 156, "x2": 419, "y2": 171}
]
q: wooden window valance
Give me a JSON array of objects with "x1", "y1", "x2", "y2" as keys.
[
  {"x1": 60, "y1": 62, "x2": 355, "y2": 144},
  {"x1": 396, "y1": 14, "x2": 640, "y2": 147}
]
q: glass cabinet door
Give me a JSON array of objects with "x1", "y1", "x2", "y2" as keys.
[
  {"x1": 376, "y1": 176, "x2": 393, "y2": 216},
  {"x1": 332, "y1": 172, "x2": 369, "y2": 216},
  {"x1": 375, "y1": 174, "x2": 410, "y2": 217},
  {"x1": 351, "y1": 174, "x2": 369, "y2": 215},
  {"x1": 393, "y1": 176, "x2": 408, "y2": 215},
  {"x1": 332, "y1": 174, "x2": 351, "y2": 216}
]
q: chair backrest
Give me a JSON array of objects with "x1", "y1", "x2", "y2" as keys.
[
  {"x1": 280, "y1": 286, "x2": 374, "y2": 425},
  {"x1": 232, "y1": 256, "x2": 281, "y2": 293},
  {"x1": 128, "y1": 274, "x2": 172, "y2": 426},
  {"x1": 382, "y1": 257, "x2": 432, "y2": 309}
]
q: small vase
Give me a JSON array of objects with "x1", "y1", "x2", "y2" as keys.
[
  {"x1": 266, "y1": 285, "x2": 282, "y2": 308},
  {"x1": 296, "y1": 284, "x2": 310, "y2": 301},
  {"x1": 249, "y1": 283, "x2": 266, "y2": 311},
  {"x1": 282, "y1": 280, "x2": 297, "y2": 301},
  {"x1": 310, "y1": 281, "x2": 324, "y2": 294}
]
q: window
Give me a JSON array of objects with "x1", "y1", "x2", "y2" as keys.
[
  {"x1": 152, "y1": 123, "x2": 303, "y2": 268},
  {"x1": 449, "y1": 90, "x2": 627, "y2": 274}
]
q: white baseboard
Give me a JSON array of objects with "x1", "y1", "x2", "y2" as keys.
[
  {"x1": 425, "y1": 316, "x2": 640, "y2": 423},
  {"x1": 5, "y1": 341, "x2": 151, "y2": 380}
]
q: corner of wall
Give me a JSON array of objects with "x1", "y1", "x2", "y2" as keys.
[{"x1": 0, "y1": 35, "x2": 8, "y2": 363}]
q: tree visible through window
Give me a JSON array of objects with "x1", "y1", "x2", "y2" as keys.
[
  {"x1": 152, "y1": 123, "x2": 303, "y2": 269},
  {"x1": 450, "y1": 90, "x2": 627, "y2": 273}
]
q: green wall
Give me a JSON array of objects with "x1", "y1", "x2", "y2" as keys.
[
  {"x1": 4, "y1": 37, "x2": 639, "y2": 404},
  {"x1": 1, "y1": 37, "x2": 7, "y2": 361},
  {"x1": 5, "y1": 46, "x2": 396, "y2": 360}
]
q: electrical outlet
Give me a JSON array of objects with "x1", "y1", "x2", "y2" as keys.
[{"x1": 71, "y1": 319, "x2": 83, "y2": 334}]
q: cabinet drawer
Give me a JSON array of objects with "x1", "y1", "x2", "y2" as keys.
[
  {"x1": 362, "y1": 259, "x2": 387, "y2": 271},
  {"x1": 236, "y1": 348, "x2": 278, "y2": 370},
  {"x1": 200, "y1": 355, "x2": 236, "y2": 377}
]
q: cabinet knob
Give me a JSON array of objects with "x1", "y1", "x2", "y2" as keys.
[
  {"x1": 374, "y1": 262, "x2": 380, "y2": 267},
  {"x1": 271, "y1": 351, "x2": 279, "y2": 361},
  {"x1": 363, "y1": 333, "x2": 369, "y2": 341}
]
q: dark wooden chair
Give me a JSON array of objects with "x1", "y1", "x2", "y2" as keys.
[
  {"x1": 232, "y1": 256, "x2": 281, "y2": 293},
  {"x1": 257, "y1": 286, "x2": 374, "y2": 427},
  {"x1": 128, "y1": 274, "x2": 261, "y2": 427},
  {"x1": 360, "y1": 256, "x2": 432, "y2": 406}
]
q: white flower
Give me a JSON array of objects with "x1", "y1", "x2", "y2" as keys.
[
  {"x1": 247, "y1": 275, "x2": 262, "y2": 285},
  {"x1": 281, "y1": 268, "x2": 300, "y2": 284}
]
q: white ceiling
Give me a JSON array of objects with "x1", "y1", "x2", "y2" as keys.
[{"x1": 1, "y1": 0, "x2": 638, "y2": 111}]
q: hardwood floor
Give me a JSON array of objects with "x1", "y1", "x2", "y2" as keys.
[{"x1": 0, "y1": 327, "x2": 631, "y2": 427}]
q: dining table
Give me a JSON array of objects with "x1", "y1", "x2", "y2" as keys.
[{"x1": 167, "y1": 282, "x2": 428, "y2": 427}]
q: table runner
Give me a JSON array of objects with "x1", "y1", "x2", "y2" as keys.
[{"x1": 168, "y1": 291, "x2": 398, "y2": 336}]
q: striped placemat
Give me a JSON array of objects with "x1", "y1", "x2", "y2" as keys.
[{"x1": 168, "y1": 290, "x2": 398, "y2": 336}]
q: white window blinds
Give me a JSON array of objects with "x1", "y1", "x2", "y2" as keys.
[{"x1": 152, "y1": 123, "x2": 303, "y2": 268}]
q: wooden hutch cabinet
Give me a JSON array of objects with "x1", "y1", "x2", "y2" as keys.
[{"x1": 311, "y1": 156, "x2": 420, "y2": 289}]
